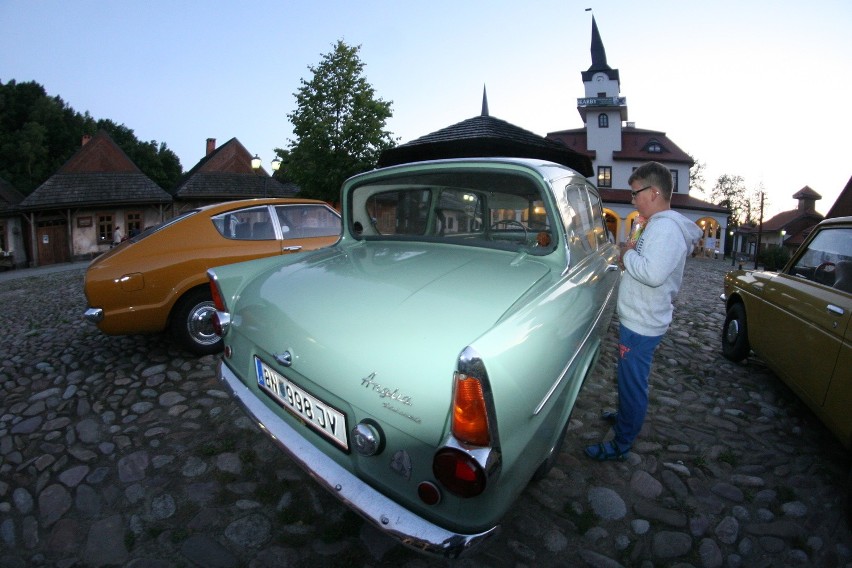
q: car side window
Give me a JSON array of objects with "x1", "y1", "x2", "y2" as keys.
[
  {"x1": 560, "y1": 185, "x2": 598, "y2": 262},
  {"x1": 275, "y1": 205, "x2": 342, "y2": 240},
  {"x1": 212, "y1": 206, "x2": 275, "y2": 240},
  {"x1": 789, "y1": 227, "x2": 852, "y2": 292}
]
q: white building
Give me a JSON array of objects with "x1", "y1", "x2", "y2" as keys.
[{"x1": 548, "y1": 17, "x2": 728, "y2": 251}]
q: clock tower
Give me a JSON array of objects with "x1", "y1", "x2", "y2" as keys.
[{"x1": 578, "y1": 17, "x2": 628, "y2": 177}]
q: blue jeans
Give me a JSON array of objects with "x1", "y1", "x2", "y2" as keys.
[{"x1": 614, "y1": 323, "x2": 663, "y2": 451}]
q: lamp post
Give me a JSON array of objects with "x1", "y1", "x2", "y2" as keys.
[
  {"x1": 251, "y1": 155, "x2": 282, "y2": 197},
  {"x1": 730, "y1": 229, "x2": 736, "y2": 267}
]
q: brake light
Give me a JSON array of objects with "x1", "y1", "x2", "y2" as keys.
[
  {"x1": 451, "y1": 373, "x2": 490, "y2": 446},
  {"x1": 207, "y1": 271, "x2": 230, "y2": 337},
  {"x1": 433, "y1": 448, "x2": 486, "y2": 497},
  {"x1": 209, "y1": 275, "x2": 226, "y2": 311}
]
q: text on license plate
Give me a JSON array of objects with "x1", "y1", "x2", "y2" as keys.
[{"x1": 254, "y1": 357, "x2": 348, "y2": 450}]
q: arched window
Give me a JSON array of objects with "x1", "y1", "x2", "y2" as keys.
[
  {"x1": 643, "y1": 139, "x2": 664, "y2": 153},
  {"x1": 598, "y1": 113, "x2": 609, "y2": 128}
]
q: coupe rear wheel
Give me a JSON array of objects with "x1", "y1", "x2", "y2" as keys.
[
  {"x1": 171, "y1": 288, "x2": 222, "y2": 355},
  {"x1": 721, "y1": 302, "x2": 750, "y2": 362}
]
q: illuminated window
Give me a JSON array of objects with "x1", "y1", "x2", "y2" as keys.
[{"x1": 597, "y1": 166, "x2": 612, "y2": 188}]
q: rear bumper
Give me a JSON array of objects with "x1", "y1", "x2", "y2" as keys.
[
  {"x1": 83, "y1": 307, "x2": 104, "y2": 324},
  {"x1": 218, "y1": 360, "x2": 498, "y2": 558}
]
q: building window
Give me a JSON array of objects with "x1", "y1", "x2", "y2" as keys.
[
  {"x1": 671, "y1": 170, "x2": 679, "y2": 193},
  {"x1": 598, "y1": 113, "x2": 609, "y2": 128},
  {"x1": 597, "y1": 166, "x2": 612, "y2": 188},
  {"x1": 126, "y1": 211, "x2": 143, "y2": 238},
  {"x1": 0, "y1": 220, "x2": 6, "y2": 251},
  {"x1": 643, "y1": 139, "x2": 664, "y2": 153},
  {"x1": 97, "y1": 214, "x2": 113, "y2": 243}
]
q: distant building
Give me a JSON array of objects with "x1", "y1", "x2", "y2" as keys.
[
  {"x1": 825, "y1": 175, "x2": 852, "y2": 219},
  {"x1": 0, "y1": 176, "x2": 25, "y2": 269},
  {"x1": 18, "y1": 130, "x2": 172, "y2": 266},
  {"x1": 547, "y1": 17, "x2": 729, "y2": 247},
  {"x1": 763, "y1": 186, "x2": 824, "y2": 251},
  {"x1": 173, "y1": 138, "x2": 297, "y2": 213}
]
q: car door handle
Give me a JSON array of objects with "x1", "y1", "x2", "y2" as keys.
[
  {"x1": 606, "y1": 264, "x2": 619, "y2": 272},
  {"x1": 827, "y1": 304, "x2": 845, "y2": 316},
  {"x1": 283, "y1": 245, "x2": 303, "y2": 253}
]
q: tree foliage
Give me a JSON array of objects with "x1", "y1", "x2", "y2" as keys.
[
  {"x1": 0, "y1": 79, "x2": 183, "y2": 194},
  {"x1": 688, "y1": 154, "x2": 706, "y2": 195},
  {"x1": 285, "y1": 40, "x2": 396, "y2": 203},
  {"x1": 711, "y1": 174, "x2": 752, "y2": 227}
]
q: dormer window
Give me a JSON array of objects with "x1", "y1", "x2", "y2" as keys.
[
  {"x1": 598, "y1": 113, "x2": 609, "y2": 128},
  {"x1": 643, "y1": 139, "x2": 665, "y2": 153}
]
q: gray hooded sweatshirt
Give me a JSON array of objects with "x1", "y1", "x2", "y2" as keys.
[{"x1": 618, "y1": 209, "x2": 703, "y2": 337}]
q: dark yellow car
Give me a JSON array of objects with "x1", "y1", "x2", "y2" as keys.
[
  {"x1": 83, "y1": 198, "x2": 341, "y2": 354},
  {"x1": 721, "y1": 216, "x2": 851, "y2": 514}
]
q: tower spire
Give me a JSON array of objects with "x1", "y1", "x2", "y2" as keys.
[
  {"x1": 589, "y1": 16, "x2": 610, "y2": 72},
  {"x1": 481, "y1": 85, "x2": 489, "y2": 117}
]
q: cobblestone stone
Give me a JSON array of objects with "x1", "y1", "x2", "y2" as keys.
[{"x1": 0, "y1": 257, "x2": 851, "y2": 566}]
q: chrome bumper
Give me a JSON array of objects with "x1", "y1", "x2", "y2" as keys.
[
  {"x1": 83, "y1": 307, "x2": 104, "y2": 324},
  {"x1": 218, "y1": 360, "x2": 498, "y2": 558}
]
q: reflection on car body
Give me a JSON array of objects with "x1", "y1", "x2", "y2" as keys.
[
  {"x1": 208, "y1": 158, "x2": 620, "y2": 556},
  {"x1": 82, "y1": 198, "x2": 340, "y2": 354}
]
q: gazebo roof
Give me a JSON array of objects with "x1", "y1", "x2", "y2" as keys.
[{"x1": 378, "y1": 91, "x2": 593, "y2": 176}]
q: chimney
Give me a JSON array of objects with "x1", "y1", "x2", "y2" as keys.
[
  {"x1": 82, "y1": 134, "x2": 92, "y2": 146},
  {"x1": 206, "y1": 138, "x2": 216, "y2": 156}
]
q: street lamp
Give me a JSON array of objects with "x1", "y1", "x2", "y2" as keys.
[
  {"x1": 730, "y1": 229, "x2": 736, "y2": 267},
  {"x1": 251, "y1": 155, "x2": 283, "y2": 197}
]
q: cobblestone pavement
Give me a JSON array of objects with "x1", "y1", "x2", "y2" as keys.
[{"x1": 1, "y1": 257, "x2": 850, "y2": 567}]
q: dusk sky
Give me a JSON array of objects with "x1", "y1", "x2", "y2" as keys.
[{"x1": 2, "y1": 0, "x2": 850, "y2": 218}]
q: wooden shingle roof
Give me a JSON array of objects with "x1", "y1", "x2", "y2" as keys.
[
  {"x1": 0, "y1": 176, "x2": 25, "y2": 215},
  {"x1": 19, "y1": 130, "x2": 171, "y2": 210},
  {"x1": 176, "y1": 172, "x2": 299, "y2": 199},
  {"x1": 174, "y1": 137, "x2": 298, "y2": 199},
  {"x1": 378, "y1": 108, "x2": 594, "y2": 176},
  {"x1": 826, "y1": 175, "x2": 852, "y2": 219}
]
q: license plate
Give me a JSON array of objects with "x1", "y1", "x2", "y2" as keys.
[{"x1": 254, "y1": 357, "x2": 348, "y2": 450}]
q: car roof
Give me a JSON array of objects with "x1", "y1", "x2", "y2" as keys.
[{"x1": 197, "y1": 197, "x2": 331, "y2": 214}]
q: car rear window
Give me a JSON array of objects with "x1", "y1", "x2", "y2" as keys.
[{"x1": 348, "y1": 169, "x2": 556, "y2": 255}]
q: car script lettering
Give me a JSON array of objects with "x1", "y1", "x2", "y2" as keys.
[{"x1": 360, "y1": 373, "x2": 413, "y2": 406}]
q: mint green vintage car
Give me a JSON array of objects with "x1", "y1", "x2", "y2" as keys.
[{"x1": 208, "y1": 158, "x2": 620, "y2": 557}]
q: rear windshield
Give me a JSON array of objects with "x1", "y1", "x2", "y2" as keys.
[
  {"x1": 348, "y1": 170, "x2": 556, "y2": 255},
  {"x1": 129, "y1": 210, "x2": 198, "y2": 244}
]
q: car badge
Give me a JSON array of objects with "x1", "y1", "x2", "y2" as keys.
[
  {"x1": 273, "y1": 351, "x2": 292, "y2": 367},
  {"x1": 360, "y1": 372, "x2": 413, "y2": 406}
]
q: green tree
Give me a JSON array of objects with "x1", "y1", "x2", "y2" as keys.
[
  {"x1": 286, "y1": 40, "x2": 396, "y2": 203},
  {"x1": 711, "y1": 173, "x2": 748, "y2": 227},
  {"x1": 0, "y1": 79, "x2": 183, "y2": 194},
  {"x1": 96, "y1": 119, "x2": 182, "y2": 191}
]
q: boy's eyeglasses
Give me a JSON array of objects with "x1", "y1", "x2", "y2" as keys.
[{"x1": 631, "y1": 185, "x2": 653, "y2": 198}]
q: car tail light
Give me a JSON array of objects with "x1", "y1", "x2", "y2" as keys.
[
  {"x1": 209, "y1": 274, "x2": 226, "y2": 311},
  {"x1": 208, "y1": 271, "x2": 230, "y2": 337},
  {"x1": 451, "y1": 373, "x2": 490, "y2": 446},
  {"x1": 433, "y1": 448, "x2": 486, "y2": 497}
]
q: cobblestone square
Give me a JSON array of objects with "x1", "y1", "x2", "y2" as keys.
[{"x1": 0, "y1": 257, "x2": 850, "y2": 567}]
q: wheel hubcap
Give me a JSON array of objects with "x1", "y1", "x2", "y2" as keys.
[
  {"x1": 725, "y1": 319, "x2": 740, "y2": 344},
  {"x1": 188, "y1": 302, "x2": 218, "y2": 346}
]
